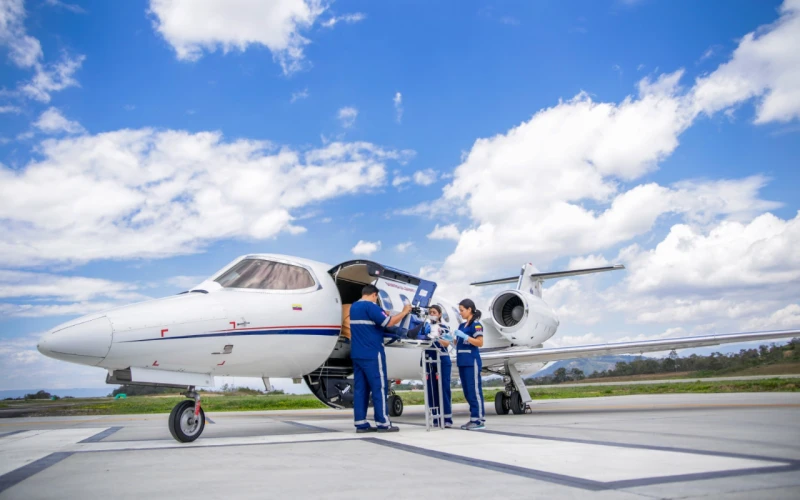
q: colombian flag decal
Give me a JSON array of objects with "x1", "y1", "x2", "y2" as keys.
[
  {"x1": 475, "y1": 324, "x2": 483, "y2": 331},
  {"x1": 292, "y1": 304, "x2": 303, "y2": 311}
]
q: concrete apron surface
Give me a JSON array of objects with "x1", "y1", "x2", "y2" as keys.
[{"x1": 1, "y1": 393, "x2": 799, "y2": 499}]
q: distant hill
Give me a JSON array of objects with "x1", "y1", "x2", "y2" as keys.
[
  {"x1": 0, "y1": 388, "x2": 113, "y2": 399},
  {"x1": 533, "y1": 355, "x2": 644, "y2": 378}
]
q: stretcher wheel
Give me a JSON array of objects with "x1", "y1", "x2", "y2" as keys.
[
  {"x1": 388, "y1": 395, "x2": 404, "y2": 417},
  {"x1": 495, "y1": 391, "x2": 510, "y2": 415},
  {"x1": 510, "y1": 391, "x2": 525, "y2": 415}
]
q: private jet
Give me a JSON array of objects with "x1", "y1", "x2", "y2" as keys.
[{"x1": 37, "y1": 254, "x2": 800, "y2": 442}]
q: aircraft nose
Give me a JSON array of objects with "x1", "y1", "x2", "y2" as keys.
[{"x1": 38, "y1": 316, "x2": 113, "y2": 366}]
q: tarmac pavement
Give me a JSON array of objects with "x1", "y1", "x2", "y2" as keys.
[{"x1": 1, "y1": 392, "x2": 799, "y2": 499}]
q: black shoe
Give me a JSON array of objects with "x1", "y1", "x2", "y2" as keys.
[
  {"x1": 377, "y1": 426, "x2": 400, "y2": 433},
  {"x1": 356, "y1": 427, "x2": 377, "y2": 433}
]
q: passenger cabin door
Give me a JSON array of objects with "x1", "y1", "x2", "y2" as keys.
[{"x1": 328, "y1": 260, "x2": 438, "y2": 311}]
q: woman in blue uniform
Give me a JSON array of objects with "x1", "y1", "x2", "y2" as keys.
[
  {"x1": 418, "y1": 305, "x2": 453, "y2": 428},
  {"x1": 455, "y1": 299, "x2": 485, "y2": 430}
]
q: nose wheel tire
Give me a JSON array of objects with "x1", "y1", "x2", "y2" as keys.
[
  {"x1": 169, "y1": 400, "x2": 206, "y2": 443},
  {"x1": 509, "y1": 391, "x2": 526, "y2": 415},
  {"x1": 388, "y1": 395, "x2": 404, "y2": 417},
  {"x1": 494, "y1": 391, "x2": 510, "y2": 415}
]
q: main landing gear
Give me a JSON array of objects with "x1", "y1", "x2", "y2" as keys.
[
  {"x1": 388, "y1": 381, "x2": 404, "y2": 417},
  {"x1": 494, "y1": 362, "x2": 532, "y2": 416},
  {"x1": 169, "y1": 387, "x2": 206, "y2": 442}
]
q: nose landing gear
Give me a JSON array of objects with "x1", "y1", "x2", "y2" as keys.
[{"x1": 169, "y1": 387, "x2": 206, "y2": 442}]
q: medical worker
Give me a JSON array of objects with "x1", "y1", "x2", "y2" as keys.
[
  {"x1": 454, "y1": 299, "x2": 486, "y2": 430},
  {"x1": 417, "y1": 305, "x2": 454, "y2": 428},
  {"x1": 350, "y1": 284, "x2": 412, "y2": 433}
]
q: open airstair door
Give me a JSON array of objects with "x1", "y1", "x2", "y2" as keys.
[
  {"x1": 328, "y1": 260, "x2": 437, "y2": 310},
  {"x1": 305, "y1": 260, "x2": 437, "y2": 410}
]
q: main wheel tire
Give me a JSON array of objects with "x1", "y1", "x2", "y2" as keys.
[
  {"x1": 510, "y1": 391, "x2": 526, "y2": 415},
  {"x1": 168, "y1": 400, "x2": 206, "y2": 443},
  {"x1": 495, "y1": 392, "x2": 510, "y2": 415},
  {"x1": 388, "y1": 395, "x2": 404, "y2": 417}
]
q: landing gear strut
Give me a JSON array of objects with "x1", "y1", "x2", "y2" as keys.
[
  {"x1": 169, "y1": 387, "x2": 206, "y2": 442},
  {"x1": 494, "y1": 363, "x2": 532, "y2": 415}
]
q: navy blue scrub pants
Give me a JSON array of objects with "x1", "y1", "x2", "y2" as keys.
[
  {"x1": 458, "y1": 358, "x2": 485, "y2": 423},
  {"x1": 352, "y1": 352, "x2": 391, "y2": 429},
  {"x1": 423, "y1": 349, "x2": 453, "y2": 425}
]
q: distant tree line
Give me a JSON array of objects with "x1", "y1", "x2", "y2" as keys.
[
  {"x1": 588, "y1": 339, "x2": 799, "y2": 379},
  {"x1": 3, "y1": 390, "x2": 66, "y2": 401}
]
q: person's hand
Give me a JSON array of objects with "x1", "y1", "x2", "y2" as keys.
[
  {"x1": 401, "y1": 304, "x2": 413, "y2": 316},
  {"x1": 455, "y1": 330, "x2": 470, "y2": 341}
]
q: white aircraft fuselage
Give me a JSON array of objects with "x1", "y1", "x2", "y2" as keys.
[{"x1": 38, "y1": 254, "x2": 559, "y2": 384}]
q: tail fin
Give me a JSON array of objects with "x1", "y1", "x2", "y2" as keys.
[{"x1": 471, "y1": 263, "x2": 625, "y2": 297}]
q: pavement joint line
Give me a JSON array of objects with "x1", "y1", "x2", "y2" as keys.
[
  {"x1": 604, "y1": 463, "x2": 800, "y2": 490},
  {"x1": 68, "y1": 436, "x2": 367, "y2": 454},
  {"x1": 363, "y1": 437, "x2": 608, "y2": 491},
  {"x1": 479, "y1": 429, "x2": 800, "y2": 465},
  {"x1": 77, "y1": 426, "x2": 123, "y2": 443},
  {"x1": 0, "y1": 430, "x2": 27, "y2": 439},
  {"x1": 281, "y1": 420, "x2": 340, "y2": 433},
  {"x1": 0, "y1": 452, "x2": 75, "y2": 495},
  {"x1": 364, "y1": 435, "x2": 800, "y2": 491}
]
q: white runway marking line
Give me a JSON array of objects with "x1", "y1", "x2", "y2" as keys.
[
  {"x1": 0, "y1": 428, "x2": 107, "y2": 477},
  {"x1": 377, "y1": 431, "x2": 792, "y2": 483},
  {"x1": 69, "y1": 430, "x2": 368, "y2": 452}
]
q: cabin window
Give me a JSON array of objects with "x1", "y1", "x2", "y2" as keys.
[
  {"x1": 215, "y1": 259, "x2": 315, "y2": 290},
  {"x1": 436, "y1": 304, "x2": 450, "y2": 323},
  {"x1": 378, "y1": 289, "x2": 394, "y2": 311}
]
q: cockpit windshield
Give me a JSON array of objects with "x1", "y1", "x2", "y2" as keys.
[{"x1": 215, "y1": 259, "x2": 315, "y2": 290}]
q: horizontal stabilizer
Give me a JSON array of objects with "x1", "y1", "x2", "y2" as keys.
[{"x1": 471, "y1": 264, "x2": 625, "y2": 287}]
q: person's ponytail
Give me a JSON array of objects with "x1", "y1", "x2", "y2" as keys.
[{"x1": 458, "y1": 299, "x2": 481, "y2": 326}]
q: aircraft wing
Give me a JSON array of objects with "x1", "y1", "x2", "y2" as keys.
[{"x1": 480, "y1": 329, "x2": 800, "y2": 367}]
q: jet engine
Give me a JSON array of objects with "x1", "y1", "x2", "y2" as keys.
[{"x1": 488, "y1": 290, "x2": 559, "y2": 346}]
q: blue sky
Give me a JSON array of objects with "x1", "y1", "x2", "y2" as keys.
[{"x1": 1, "y1": 0, "x2": 799, "y2": 392}]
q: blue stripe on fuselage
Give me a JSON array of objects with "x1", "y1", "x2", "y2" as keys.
[{"x1": 120, "y1": 328, "x2": 341, "y2": 343}]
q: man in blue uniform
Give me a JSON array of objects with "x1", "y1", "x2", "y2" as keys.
[{"x1": 350, "y1": 284, "x2": 412, "y2": 433}]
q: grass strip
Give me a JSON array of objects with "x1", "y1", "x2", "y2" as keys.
[{"x1": 5, "y1": 378, "x2": 797, "y2": 416}]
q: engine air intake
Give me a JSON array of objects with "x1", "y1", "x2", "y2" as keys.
[{"x1": 493, "y1": 292, "x2": 526, "y2": 328}]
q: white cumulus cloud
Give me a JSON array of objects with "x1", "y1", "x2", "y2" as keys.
[
  {"x1": 427, "y1": 224, "x2": 461, "y2": 241},
  {"x1": 338, "y1": 106, "x2": 358, "y2": 128},
  {"x1": 0, "y1": 0, "x2": 42, "y2": 68},
  {"x1": 321, "y1": 12, "x2": 365, "y2": 28},
  {"x1": 352, "y1": 240, "x2": 381, "y2": 256},
  {"x1": 408, "y1": 3, "x2": 800, "y2": 342},
  {"x1": 34, "y1": 107, "x2": 84, "y2": 134},
  {"x1": 0, "y1": 130, "x2": 409, "y2": 267},
  {"x1": 393, "y1": 92, "x2": 403, "y2": 123},
  {"x1": 291, "y1": 88, "x2": 309, "y2": 103},
  {"x1": 413, "y1": 169, "x2": 438, "y2": 186},
  {"x1": 395, "y1": 242, "x2": 414, "y2": 253},
  {"x1": 691, "y1": 0, "x2": 800, "y2": 123},
  {"x1": 0, "y1": 0, "x2": 84, "y2": 103},
  {"x1": 148, "y1": 0, "x2": 327, "y2": 75}
]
